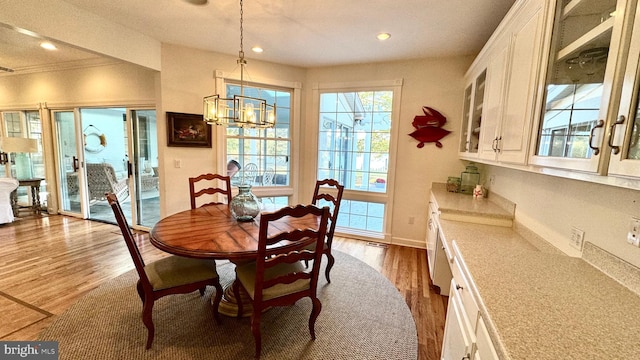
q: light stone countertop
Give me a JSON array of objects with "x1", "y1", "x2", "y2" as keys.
[
  {"x1": 431, "y1": 183, "x2": 514, "y2": 226},
  {"x1": 433, "y1": 190, "x2": 640, "y2": 359}
]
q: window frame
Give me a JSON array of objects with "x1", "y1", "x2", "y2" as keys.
[
  {"x1": 214, "y1": 70, "x2": 302, "y2": 204},
  {"x1": 311, "y1": 79, "x2": 403, "y2": 241}
]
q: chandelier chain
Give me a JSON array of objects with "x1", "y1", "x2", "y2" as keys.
[
  {"x1": 202, "y1": 0, "x2": 276, "y2": 128},
  {"x1": 239, "y1": 0, "x2": 244, "y2": 57}
]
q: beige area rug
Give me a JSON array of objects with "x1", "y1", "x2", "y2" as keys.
[{"x1": 38, "y1": 251, "x2": 417, "y2": 359}]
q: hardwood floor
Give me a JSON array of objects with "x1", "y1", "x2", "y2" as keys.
[{"x1": 0, "y1": 214, "x2": 447, "y2": 359}]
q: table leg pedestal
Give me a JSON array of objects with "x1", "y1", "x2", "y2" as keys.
[{"x1": 214, "y1": 278, "x2": 254, "y2": 317}]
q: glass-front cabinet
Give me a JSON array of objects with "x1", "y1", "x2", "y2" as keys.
[
  {"x1": 461, "y1": 0, "x2": 546, "y2": 165},
  {"x1": 532, "y1": 0, "x2": 636, "y2": 173},
  {"x1": 459, "y1": 69, "x2": 486, "y2": 158},
  {"x1": 608, "y1": 3, "x2": 640, "y2": 178}
]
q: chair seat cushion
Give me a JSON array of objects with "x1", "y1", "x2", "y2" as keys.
[
  {"x1": 304, "y1": 242, "x2": 328, "y2": 252},
  {"x1": 236, "y1": 261, "x2": 308, "y2": 301},
  {"x1": 144, "y1": 256, "x2": 218, "y2": 291}
]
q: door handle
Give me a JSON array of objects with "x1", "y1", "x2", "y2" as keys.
[
  {"x1": 72, "y1": 156, "x2": 79, "y2": 172},
  {"x1": 588, "y1": 120, "x2": 605, "y2": 155},
  {"x1": 608, "y1": 115, "x2": 625, "y2": 155}
]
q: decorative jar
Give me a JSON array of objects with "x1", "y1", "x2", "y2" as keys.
[
  {"x1": 230, "y1": 184, "x2": 261, "y2": 222},
  {"x1": 460, "y1": 164, "x2": 480, "y2": 195},
  {"x1": 446, "y1": 177, "x2": 461, "y2": 192}
]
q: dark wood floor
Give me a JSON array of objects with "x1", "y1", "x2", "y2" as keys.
[{"x1": 0, "y1": 213, "x2": 447, "y2": 360}]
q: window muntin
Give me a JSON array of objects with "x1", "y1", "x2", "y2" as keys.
[
  {"x1": 318, "y1": 91, "x2": 392, "y2": 193},
  {"x1": 225, "y1": 83, "x2": 292, "y2": 189},
  {"x1": 336, "y1": 200, "x2": 385, "y2": 233},
  {"x1": 317, "y1": 90, "x2": 394, "y2": 235}
]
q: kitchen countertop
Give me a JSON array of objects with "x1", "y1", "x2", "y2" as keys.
[
  {"x1": 433, "y1": 188, "x2": 640, "y2": 359},
  {"x1": 431, "y1": 183, "x2": 514, "y2": 226}
]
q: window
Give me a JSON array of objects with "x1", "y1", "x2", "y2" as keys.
[
  {"x1": 0, "y1": 110, "x2": 45, "y2": 205},
  {"x1": 317, "y1": 88, "x2": 397, "y2": 237},
  {"x1": 318, "y1": 91, "x2": 392, "y2": 192},
  {"x1": 225, "y1": 83, "x2": 292, "y2": 190}
]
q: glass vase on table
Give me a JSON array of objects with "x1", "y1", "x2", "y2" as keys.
[{"x1": 230, "y1": 184, "x2": 261, "y2": 221}]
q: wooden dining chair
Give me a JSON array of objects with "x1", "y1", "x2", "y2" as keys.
[
  {"x1": 226, "y1": 204, "x2": 330, "y2": 359},
  {"x1": 106, "y1": 192, "x2": 224, "y2": 349},
  {"x1": 309, "y1": 178, "x2": 344, "y2": 283},
  {"x1": 189, "y1": 173, "x2": 232, "y2": 209}
]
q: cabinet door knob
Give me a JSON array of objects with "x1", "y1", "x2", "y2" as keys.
[
  {"x1": 608, "y1": 115, "x2": 625, "y2": 155},
  {"x1": 588, "y1": 119, "x2": 605, "y2": 155}
]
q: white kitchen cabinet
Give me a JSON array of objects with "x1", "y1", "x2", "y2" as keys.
[
  {"x1": 426, "y1": 195, "x2": 452, "y2": 296},
  {"x1": 531, "y1": 0, "x2": 638, "y2": 174},
  {"x1": 442, "y1": 239, "x2": 502, "y2": 360},
  {"x1": 426, "y1": 200, "x2": 439, "y2": 277},
  {"x1": 460, "y1": 67, "x2": 487, "y2": 158},
  {"x1": 479, "y1": 0, "x2": 547, "y2": 164},
  {"x1": 441, "y1": 279, "x2": 475, "y2": 360},
  {"x1": 473, "y1": 317, "x2": 500, "y2": 360},
  {"x1": 606, "y1": 2, "x2": 640, "y2": 178},
  {"x1": 451, "y1": 242, "x2": 480, "y2": 328},
  {"x1": 434, "y1": 227, "x2": 453, "y2": 295},
  {"x1": 441, "y1": 241, "x2": 484, "y2": 360},
  {"x1": 478, "y1": 41, "x2": 509, "y2": 161}
]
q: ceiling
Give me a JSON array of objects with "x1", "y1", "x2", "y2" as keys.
[{"x1": 0, "y1": 0, "x2": 517, "y2": 72}]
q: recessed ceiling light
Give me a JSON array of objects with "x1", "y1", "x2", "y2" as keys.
[
  {"x1": 377, "y1": 33, "x2": 391, "y2": 41},
  {"x1": 183, "y1": 0, "x2": 208, "y2": 5},
  {"x1": 252, "y1": 46, "x2": 263, "y2": 53},
  {"x1": 40, "y1": 42, "x2": 57, "y2": 51}
]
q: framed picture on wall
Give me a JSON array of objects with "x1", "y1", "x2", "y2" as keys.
[{"x1": 166, "y1": 112, "x2": 212, "y2": 148}]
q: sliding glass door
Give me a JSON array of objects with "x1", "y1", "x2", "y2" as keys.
[
  {"x1": 54, "y1": 110, "x2": 84, "y2": 216},
  {"x1": 131, "y1": 109, "x2": 159, "y2": 228},
  {"x1": 52, "y1": 107, "x2": 159, "y2": 228}
]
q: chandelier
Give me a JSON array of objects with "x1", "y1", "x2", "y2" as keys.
[{"x1": 203, "y1": 0, "x2": 276, "y2": 128}]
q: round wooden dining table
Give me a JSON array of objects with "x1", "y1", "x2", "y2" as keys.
[{"x1": 149, "y1": 203, "x2": 319, "y2": 316}]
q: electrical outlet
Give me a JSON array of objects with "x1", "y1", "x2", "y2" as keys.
[
  {"x1": 408, "y1": 216, "x2": 415, "y2": 225},
  {"x1": 570, "y1": 227, "x2": 585, "y2": 251},
  {"x1": 627, "y1": 217, "x2": 640, "y2": 247},
  {"x1": 489, "y1": 175, "x2": 496, "y2": 186}
]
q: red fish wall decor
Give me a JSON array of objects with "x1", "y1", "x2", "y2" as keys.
[{"x1": 408, "y1": 106, "x2": 451, "y2": 148}]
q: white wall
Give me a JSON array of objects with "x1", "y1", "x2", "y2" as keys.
[
  {"x1": 485, "y1": 165, "x2": 640, "y2": 268},
  {"x1": 305, "y1": 57, "x2": 474, "y2": 246},
  {"x1": 158, "y1": 44, "x2": 306, "y2": 217},
  {"x1": 1, "y1": 0, "x2": 161, "y2": 70},
  {"x1": 0, "y1": 62, "x2": 157, "y2": 108},
  {"x1": 0, "y1": 41, "x2": 474, "y2": 248},
  {"x1": 158, "y1": 45, "x2": 474, "y2": 247}
]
